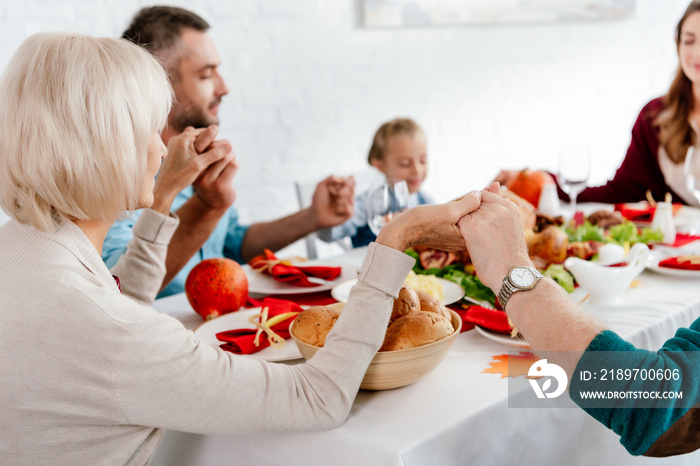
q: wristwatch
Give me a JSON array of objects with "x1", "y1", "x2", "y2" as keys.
[{"x1": 497, "y1": 266, "x2": 543, "y2": 311}]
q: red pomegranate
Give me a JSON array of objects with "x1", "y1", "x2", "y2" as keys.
[{"x1": 185, "y1": 258, "x2": 249, "y2": 321}]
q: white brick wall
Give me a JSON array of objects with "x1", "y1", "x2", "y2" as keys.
[{"x1": 0, "y1": 0, "x2": 691, "y2": 253}]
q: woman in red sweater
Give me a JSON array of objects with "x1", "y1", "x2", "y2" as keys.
[
  {"x1": 500, "y1": 1, "x2": 700, "y2": 207},
  {"x1": 574, "y1": 0, "x2": 700, "y2": 206}
]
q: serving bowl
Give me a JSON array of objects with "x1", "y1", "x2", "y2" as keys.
[
  {"x1": 564, "y1": 242, "x2": 649, "y2": 305},
  {"x1": 290, "y1": 309, "x2": 462, "y2": 390}
]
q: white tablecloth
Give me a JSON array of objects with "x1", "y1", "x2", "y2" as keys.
[{"x1": 151, "y1": 246, "x2": 700, "y2": 466}]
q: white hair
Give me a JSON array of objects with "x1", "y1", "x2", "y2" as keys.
[{"x1": 0, "y1": 32, "x2": 172, "y2": 231}]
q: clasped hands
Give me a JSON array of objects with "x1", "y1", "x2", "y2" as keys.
[
  {"x1": 308, "y1": 175, "x2": 356, "y2": 229},
  {"x1": 151, "y1": 125, "x2": 237, "y2": 215},
  {"x1": 377, "y1": 182, "x2": 532, "y2": 293}
]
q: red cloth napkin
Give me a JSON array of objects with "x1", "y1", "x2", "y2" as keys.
[
  {"x1": 616, "y1": 203, "x2": 654, "y2": 221},
  {"x1": 246, "y1": 292, "x2": 338, "y2": 308},
  {"x1": 658, "y1": 256, "x2": 700, "y2": 270},
  {"x1": 615, "y1": 203, "x2": 683, "y2": 222},
  {"x1": 672, "y1": 233, "x2": 700, "y2": 248},
  {"x1": 217, "y1": 298, "x2": 302, "y2": 354},
  {"x1": 452, "y1": 305, "x2": 512, "y2": 334},
  {"x1": 248, "y1": 249, "x2": 342, "y2": 287}
]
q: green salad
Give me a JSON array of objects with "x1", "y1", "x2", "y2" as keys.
[
  {"x1": 564, "y1": 220, "x2": 663, "y2": 246},
  {"x1": 404, "y1": 219, "x2": 661, "y2": 305}
]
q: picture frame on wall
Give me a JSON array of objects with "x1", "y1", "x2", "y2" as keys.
[{"x1": 362, "y1": 0, "x2": 637, "y2": 28}]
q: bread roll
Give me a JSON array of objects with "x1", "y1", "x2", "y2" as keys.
[
  {"x1": 391, "y1": 284, "x2": 420, "y2": 322},
  {"x1": 291, "y1": 305, "x2": 341, "y2": 347},
  {"x1": 380, "y1": 312, "x2": 454, "y2": 351},
  {"x1": 415, "y1": 289, "x2": 451, "y2": 321}
]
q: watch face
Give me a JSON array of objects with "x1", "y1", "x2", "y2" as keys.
[{"x1": 510, "y1": 267, "x2": 536, "y2": 288}]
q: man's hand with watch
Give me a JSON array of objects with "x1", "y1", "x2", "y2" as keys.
[
  {"x1": 497, "y1": 266, "x2": 543, "y2": 311},
  {"x1": 455, "y1": 185, "x2": 546, "y2": 313}
]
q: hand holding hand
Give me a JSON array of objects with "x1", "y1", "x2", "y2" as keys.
[
  {"x1": 308, "y1": 175, "x2": 356, "y2": 228},
  {"x1": 457, "y1": 183, "x2": 533, "y2": 291},
  {"x1": 151, "y1": 126, "x2": 229, "y2": 214},
  {"x1": 376, "y1": 191, "x2": 482, "y2": 252}
]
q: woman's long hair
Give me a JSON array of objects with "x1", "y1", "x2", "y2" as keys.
[{"x1": 656, "y1": 1, "x2": 700, "y2": 164}]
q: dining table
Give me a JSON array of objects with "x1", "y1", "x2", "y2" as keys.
[{"x1": 150, "y1": 207, "x2": 700, "y2": 466}]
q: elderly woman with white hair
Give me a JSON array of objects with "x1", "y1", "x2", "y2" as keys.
[{"x1": 0, "y1": 33, "x2": 481, "y2": 465}]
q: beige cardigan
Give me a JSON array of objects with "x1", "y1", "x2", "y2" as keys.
[{"x1": 0, "y1": 214, "x2": 413, "y2": 465}]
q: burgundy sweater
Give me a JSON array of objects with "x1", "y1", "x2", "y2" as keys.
[{"x1": 559, "y1": 98, "x2": 687, "y2": 205}]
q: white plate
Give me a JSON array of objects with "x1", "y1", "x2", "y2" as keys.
[
  {"x1": 646, "y1": 263, "x2": 700, "y2": 278},
  {"x1": 193, "y1": 308, "x2": 303, "y2": 361},
  {"x1": 330, "y1": 277, "x2": 465, "y2": 305},
  {"x1": 673, "y1": 206, "x2": 700, "y2": 230},
  {"x1": 474, "y1": 325, "x2": 531, "y2": 349},
  {"x1": 646, "y1": 249, "x2": 700, "y2": 278},
  {"x1": 243, "y1": 262, "x2": 356, "y2": 295}
]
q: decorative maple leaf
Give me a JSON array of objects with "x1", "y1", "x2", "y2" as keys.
[{"x1": 481, "y1": 352, "x2": 539, "y2": 379}]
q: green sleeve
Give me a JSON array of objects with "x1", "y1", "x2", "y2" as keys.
[{"x1": 570, "y1": 317, "x2": 700, "y2": 456}]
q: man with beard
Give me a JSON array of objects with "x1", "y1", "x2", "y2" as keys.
[{"x1": 103, "y1": 6, "x2": 355, "y2": 298}]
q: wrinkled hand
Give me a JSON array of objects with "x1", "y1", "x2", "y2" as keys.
[
  {"x1": 376, "y1": 191, "x2": 482, "y2": 252},
  {"x1": 192, "y1": 134, "x2": 238, "y2": 211},
  {"x1": 309, "y1": 175, "x2": 356, "y2": 228},
  {"x1": 151, "y1": 126, "x2": 229, "y2": 214},
  {"x1": 457, "y1": 183, "x2": 532, "y2": 291}
]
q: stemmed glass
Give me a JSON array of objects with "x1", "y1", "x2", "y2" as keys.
[
  {"x1": 557, "y1": 145, "x2": 591, "y2": 217},
  {"x1": 685, "y1": 146, "x2": 700, "y2": 205},
  {"x1": 366, "y1": 180, "x2": 410, "y2": 235}
]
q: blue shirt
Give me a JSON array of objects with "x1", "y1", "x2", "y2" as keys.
[{"x1": 103, "y1": 186, "x2": 249, "y2": 298}]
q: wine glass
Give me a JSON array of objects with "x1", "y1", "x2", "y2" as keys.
[
  {"x1": 366, "y1": 180, "x2": 409, "y2": 235},
  {"x1": 685, "y1": 146, "x2": 700, "y2": 205},
  {"x1": 556, "y1": 145, "x2": 591, "y2": 217}
]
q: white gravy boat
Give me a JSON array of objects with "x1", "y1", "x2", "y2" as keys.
[{"x1": 564, "y1": 243, "x2": 649, "y2": 305}]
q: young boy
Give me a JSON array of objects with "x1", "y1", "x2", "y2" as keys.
[{"x1": 317, "y1": 118, "x2": 433, "y2": 247}]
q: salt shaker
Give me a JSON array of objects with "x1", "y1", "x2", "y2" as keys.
[
  {"x1": 651, "y1": 202, "x2": 676, "y2": 245},
  {"x1": 537, "y1": 183, "x2": 560, "y2": 217}
]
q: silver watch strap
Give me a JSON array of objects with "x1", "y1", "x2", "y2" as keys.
[
  {"x1": 497, "y1": 267, "x2": 543, "y2": 311},
  {"x1": 497, "y1": 280, "x2": 516, "y2": 310}
]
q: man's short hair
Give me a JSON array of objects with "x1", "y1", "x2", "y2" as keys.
[
  {"x1": 0, "y1": 33, "x2": 172, "y2": 231},
  {"x1": 122, "y1": 6, "x2": 210, "y2": 59}
]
